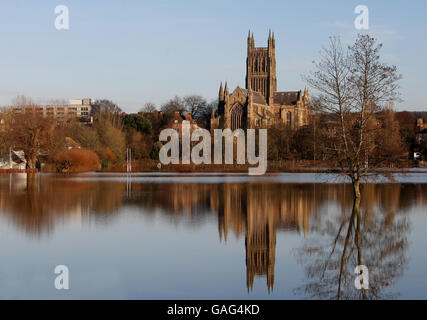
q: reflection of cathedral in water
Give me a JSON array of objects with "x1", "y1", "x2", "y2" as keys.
[
  {"x1": 216, "y1": 184, "x2": 313, "y2": 292},
  {"x1": 245, "y1": 222, "x2": 276, "y2": 292}
]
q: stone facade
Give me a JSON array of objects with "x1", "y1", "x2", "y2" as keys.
[{"x1": 211, "y1": 31, "x2": 311, "y2": 130}]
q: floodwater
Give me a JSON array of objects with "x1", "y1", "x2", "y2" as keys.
[{"x1": 0, "y1": 172, "x2": 426, "y2": 299}]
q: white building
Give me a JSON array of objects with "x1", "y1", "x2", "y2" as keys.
[
  {"x1": 7, "y1": 98, "x2": 94, "y2": 123},
  {"x1": 0, "y1": 150, "x2": 27, "y2": 169}
]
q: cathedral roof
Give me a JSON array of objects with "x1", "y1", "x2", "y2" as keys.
[
  {"x1": 239, "y1": 88, "x2": 267, "y2": 105},
  {"x1": 252, "y1": 91, "x2": 268, "y2": 105},
  {"x1": 273, "y1": 91, "x2": 301, "y2": 105}
]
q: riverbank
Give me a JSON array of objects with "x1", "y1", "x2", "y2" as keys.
[
  {"x1": 99, "y1": 159, "x2": 420, "y2": 174},
  {"x1": 101, "y1": 159, "x2": 330, "y2": 173},
  {"x1": 0, "y1": 169, "x2": 38, "y2": 174},
  {"x1": 2, "y1": 159, "x2": 423, "y2": 174}
]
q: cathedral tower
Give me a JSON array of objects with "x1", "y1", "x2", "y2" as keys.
[{"x1": 245, "y1": 30, "x2": 277, "y2": 104}]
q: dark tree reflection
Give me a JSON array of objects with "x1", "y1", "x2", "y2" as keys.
[
  {"x1": 0, "y1": 174, "x2": 124, "y2": 236},
  {"x1": 294, "y1": 184, "x2": 409, "y2": 299}
]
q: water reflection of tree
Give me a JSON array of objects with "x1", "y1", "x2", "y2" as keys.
[
  {"x1": 0, "y1": 174, "x2": 124, "y2": 236},
  {"x1": 294, "y1": 184, "x2": 409, "y2": 299}
]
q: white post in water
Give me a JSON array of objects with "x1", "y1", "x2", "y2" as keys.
[
  {"x1": 126, "y1": 148, "x2": 132, "y2": 173},
  {"x1": 126, "y1": 148, "x2": 132, "y2": 198},
  {"x1": 9, "y1": 147, "x2": 12, "y2": 169}
]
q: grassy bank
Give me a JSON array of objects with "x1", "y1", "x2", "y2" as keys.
[
  {"x1": 100, "y1": 159, "x2": 415, "y2": 173},
  {"x1": 2, "y1": 160, "x2": 418, "y2": 174},
  {"x1": 0, "y1": 169, "x2": 39, "y2": 174}
]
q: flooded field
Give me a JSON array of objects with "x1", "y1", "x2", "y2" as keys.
[{"x1": 0, "y1": 172, "x2": 426, "y2": 299}]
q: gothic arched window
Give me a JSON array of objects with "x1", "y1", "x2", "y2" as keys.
[
  {"x1": 230, "y1": 104, "x2": 246, "y2": 130},
  {"x1": 287, "y1": 111, "x2": 292, "y2": 126}
]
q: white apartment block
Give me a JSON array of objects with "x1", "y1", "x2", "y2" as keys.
[{"x1": 8, "y1": 99, "x2": 94, "y2": 123}]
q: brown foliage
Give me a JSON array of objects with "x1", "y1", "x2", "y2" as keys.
[
  {"x1": 54, "y1": 148, "x2": 100, "y2": 172},
  {"x1": 99, "y1": 147, "x2": 115, "y2": 162},
  {"x1": 97, "y1": 147, "x2": 116, "y2": 169},
  {"x1": 7, "y1": 111, "x2": 55, "y2": 169}
]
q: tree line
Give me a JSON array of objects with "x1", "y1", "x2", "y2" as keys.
[
  {"x1": 0, "y1": 95, "x2": 217, "y2": 172},
  {"x1": 0, "y1": 35, "x2": 422, "y2": 180}
]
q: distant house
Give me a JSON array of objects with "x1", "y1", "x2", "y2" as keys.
[
  {"x1": 171, "y1": 111, "x2": 199, "y2": 137},
  {"x1": 64, "y1": 137, "x2": 81, "y2": 150},
  {"x1": 416, "y1": 129, "x2": 427, "y2": 144},
  {"x1": 416, "y1": 118, "x2": 427, "y2": 144},
  {"x1": 138, "y1": 109, "x2": 164, "y2": 122},
  {"x1": 0, "y1": 150, "x2": 27, "y2": 169}
]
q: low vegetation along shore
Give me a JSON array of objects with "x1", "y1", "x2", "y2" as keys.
[{"x1": 3, "y1": 159, "x2": 424, "y2": 175}]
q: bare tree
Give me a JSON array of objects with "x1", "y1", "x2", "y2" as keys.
[
  {"x1": 267, "y1": 123, "x2": 295, "y2": 160},
  {"x1": 48, "y1": 98, "x2": 68, "y2": 105},
  {"x1": 183, "y1": 95, "x2": 207, "y2": 118},
  {"x1": 8, "y1": 111, "x2": 55, "y2": 169},
  {"x1": 183, "y1": 94, "x2": 216, "y2": 128},
  {"x1": 140, "y1": 102, "x2": 156, "y2": 113},
  {"x1": 160, "y1": 96, "x2": 186, "y2": 116},
  {"x1": 11, "y1": 95, "x2": 36, "y2": 106},
  {"x1": 305, "y1": 35, "x2": 402, "y2": 199},
  {"x1": 91, "y1": 99, "x2": 123, "y2": 129},
  {"x1": 91, "y1": 99, "x2": 122, "y2": 114}
]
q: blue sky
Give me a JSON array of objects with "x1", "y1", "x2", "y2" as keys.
[{"x1": 0, "y1": 0, "x2": 426, "y2": 112}]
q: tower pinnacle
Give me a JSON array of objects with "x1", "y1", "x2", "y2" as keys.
[
  {"x1": 219, "y1": 82, "x2": 224, "y2": 101},
  {"x1": 246, "y1": 31, "x2": 277, "y2": 104}
]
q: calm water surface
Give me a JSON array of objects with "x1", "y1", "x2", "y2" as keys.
[{"x1": 0, "y1": 172, "x2": 427, "y2": 299}]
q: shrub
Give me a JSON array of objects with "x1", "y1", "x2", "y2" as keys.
[
  {"x1": 150, "y1": 141, "x2": 163, "y2": 160},
  {"x1": 55, "y1": 148, "x2": 100, "y2": 172},
  {"x1": 98, "y1": 147, "x2": 115, "y2": 169}
]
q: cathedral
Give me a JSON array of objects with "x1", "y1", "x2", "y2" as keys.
[{"x1": 211, "y1": 31, "x2": 311, "y2": 130}]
